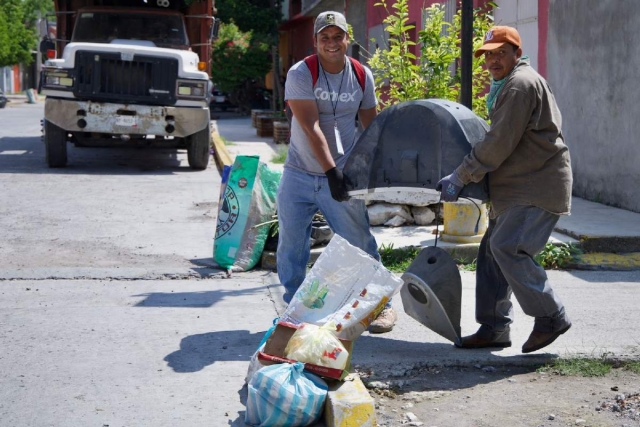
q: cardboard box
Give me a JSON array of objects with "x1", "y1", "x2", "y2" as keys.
[{"x1": 258, "y1": 322, "x2": 354, "y2": 381}]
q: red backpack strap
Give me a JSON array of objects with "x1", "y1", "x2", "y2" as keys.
[
  {"x1": 348, "y1": 57, "x2": 366, "y2": 93},
  {"x1": 305, "y1": 55, "x2": 365, "y2": 92},
  {"x1": 303, "y1": 54, "x2": 320, "y2": 87}
]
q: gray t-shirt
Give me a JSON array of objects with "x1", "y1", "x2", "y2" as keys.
[{"x1": 284, "y1": 58, "x2": 377, "y2": 175}]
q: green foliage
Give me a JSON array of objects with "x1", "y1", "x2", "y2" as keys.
[
  {"x1": 540, "y1": 357, "x2": 640, "y2": 377},
  {"x1": 539, "y1": 357, "x2": 612, "y2": 377},
  {"x1": 270, "y1": 145, "x2": 288, "y2": 164},
  {"x1": 219, "y1": 136, "x2": 234, "y2": 146},
  {"x1": 22, "y1": 0, "x2": 53, "y2": 23},
  {"x1": 0, "y1": 0, "x2": 46, "y2": 67},
  {"x1": 368, "y1": 0, "x2": 424, "y2": 107},
  {"x1": 534, "y1": 243, "x2": 580, "y2": 269},
  {"x1": 210, "y1": 21, "x2": 271, "y2": 93},
  {"x1": 215, "y1": 0, "x2": 279, "y2": 35},
  {"x1": 459, "y1": 258, "x2": 477, "y2": 271},
  {"x1": 378, "y1": 243, "x2": 421, "y2": 273},
  {"x1": 368, "y1": 0, "x2": 493, "y2": 117},
  {"x1": 624, "y1": 361, "x2": 640, "y2": 374}
]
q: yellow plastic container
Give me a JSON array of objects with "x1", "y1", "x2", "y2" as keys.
[{"x1": 441, "y1": 200, "x2": 488, "y2": 243}]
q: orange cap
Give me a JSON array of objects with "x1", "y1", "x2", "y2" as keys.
[{"x1": 474, "y1": 26, "x2": 522, "y2": 58}]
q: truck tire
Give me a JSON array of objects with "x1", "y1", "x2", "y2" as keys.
[
  {"x1": 44, "y1": 120, "x2": 68, "y2": 168},
  {"x1": 187, "y1": 126, "x2": 210, "y2": 170}
]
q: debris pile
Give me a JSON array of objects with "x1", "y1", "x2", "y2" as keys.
[{"x1": 597, "y1": 391, "x2": 640, "y2": 421}]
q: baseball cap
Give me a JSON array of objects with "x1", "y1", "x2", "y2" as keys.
[
  {"x1": 314, "y1": 11, "x2": 348, "y2": 34},
  {"x1": 474, "y1": 26, "x2": 522, "y2": 57}
]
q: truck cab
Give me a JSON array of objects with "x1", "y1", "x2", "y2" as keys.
[{"x1": 40, "y1": 2, "x2": 217, "y2": 170}]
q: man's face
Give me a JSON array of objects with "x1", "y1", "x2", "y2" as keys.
[
  {"x1": 484, "y1": 43, "x2": 522, "y2": 80},
  {"x1": 314, "y1": 26, "x2": 349, "y2": 65}
]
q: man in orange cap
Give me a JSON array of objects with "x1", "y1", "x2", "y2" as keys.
[{"x1": 436, "y1": 26, "x2": 573, "y2": 353}]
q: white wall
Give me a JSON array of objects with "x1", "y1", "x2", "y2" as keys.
[
  {"x1": 493, "y1": 0, "x2": 538, "y2": 71},
  {"x1": 547, "y1": 0, "x2": 640, "y2": 212}
]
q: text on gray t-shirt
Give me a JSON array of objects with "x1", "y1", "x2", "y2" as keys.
[{"x1": 284, "y1": 58, "x2": 377, "y2": 175}]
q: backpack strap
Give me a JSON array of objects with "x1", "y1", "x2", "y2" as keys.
[
  {"x1": 286, "y1": 55, "x2": 368, "y2": 123},
  {"x1": 303, "y1": 54, "x2": 320, "y2": 87},
  {"x1": 347, "y1": 57, "x2": 366, "y2": 93},
  {"x1": 304, "y1": 54, "x2": 366, "y2": 93}
]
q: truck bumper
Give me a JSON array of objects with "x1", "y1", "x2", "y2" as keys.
[{"x1": 44, "y1": 98, "x2": 210, "y2": 138}]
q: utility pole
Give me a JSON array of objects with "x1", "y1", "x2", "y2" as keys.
[
  {"x1": 272, "y1": 0, "x2": 283, "y2": 112},
  {"x1": 460, "y1": 0, "x2": 473, "y2": 109}
]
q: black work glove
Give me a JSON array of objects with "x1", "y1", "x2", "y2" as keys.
[
  {"x1": 325, "y1": 167, "x2": 351, "y2": 202},
  {"x1": 436, "y1": 171, "x2": 464, "y2": 202}
]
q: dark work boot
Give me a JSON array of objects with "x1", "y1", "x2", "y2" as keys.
[
  {"x1": 455, "y1": 326, "x2": 511, "y2": 349},
  {"x1": 522, "y1": 322, "x2": 572, "y2": 354}
]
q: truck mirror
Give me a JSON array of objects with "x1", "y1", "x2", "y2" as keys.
[
  {"x1": 210, "y1": 18, "x2": 221, "y2": 40},
  {"x1": 40, "y1": 38, "x2": 56, "y2": 55}
]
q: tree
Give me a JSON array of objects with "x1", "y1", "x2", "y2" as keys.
[
  {"x1": 0, "y1": 0, "x2": 53, "y2": 67},
  {"x1": 0, "y1": 8, "x2": 10, "y2": 64},
  {"x1": 210, "y1": 21, "x2": 271, "y2": 114},
  {"x1": 23, "y1": 0, "x2": 53, "y2": 24},
  {"x1": 0, "y1": 0, "x2": 36, "y2": 67},
  {"x1": 215, "y1": 0, "x2": 278, "y2": 35},
  {"x1": 211, "y1": 0, "x2": 281, "y2": 113},
  {"x1": 368, "y1": 0, "x2": 493, "y2": 118}
]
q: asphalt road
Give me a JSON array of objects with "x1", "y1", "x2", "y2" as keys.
[
  {"x1": 0, "y1": 102, "x2": 275, "y2": 426},
  {"x1": 1, "y1": 102, "x2": 639, "y2": 427}
]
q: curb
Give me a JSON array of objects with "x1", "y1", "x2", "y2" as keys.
[
  {"x1": 567, "y1": 252, "x2": 640, "y2": 271},
  {"x1": 260, "y1": 244, "x2": 480, "y2": 271},
  {"x1": 262, "y1": 242, "x2": 640, "y2": 272},
  {"x1": 210, "y1": 126, "x2": 233, "y2": 171}
]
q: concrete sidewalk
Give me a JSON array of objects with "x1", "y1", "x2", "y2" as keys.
[{"x1": 211, "y1": 115, "x2": 640, "y2": 270}]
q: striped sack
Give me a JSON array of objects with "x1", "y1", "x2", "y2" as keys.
[{"x1": 245, "y1": 362, "x2": 328, "y2": 427}]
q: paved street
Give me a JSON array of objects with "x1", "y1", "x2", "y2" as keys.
[
  {"x1": 0, "y1": 102, "x2": 275, "y2": 426},
  {"x1": 1, "y1": 103, "x2": 639, "y2": 426}
]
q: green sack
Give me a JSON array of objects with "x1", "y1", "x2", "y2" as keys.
[{"x1": 214, "y1": 155, "x2": 281, "y2": 271}]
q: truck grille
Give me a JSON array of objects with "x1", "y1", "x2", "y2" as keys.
[{"x1": 74, "y1": 51, "x2": 178, "y2": 105}]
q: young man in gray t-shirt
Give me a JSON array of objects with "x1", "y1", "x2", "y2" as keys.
[{"x1": 277, "y1": 10, "x2": 397, "y2": 333}]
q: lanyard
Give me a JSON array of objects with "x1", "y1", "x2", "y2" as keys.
[
  {"x1": 320, "y1": 60, "x2": 347, "y2": 155},
  {"x1": 320, "y1": 61, "x2": 346, "y2": 121}
]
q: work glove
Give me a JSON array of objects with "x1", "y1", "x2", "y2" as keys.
[
  {"x1": 325, "y1": 167, "x2": 351, "y2": 202},
  {"x1": 436, "y1": 171, "x2": 464, "y2": 202}
]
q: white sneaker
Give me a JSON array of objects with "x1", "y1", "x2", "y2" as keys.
[{"x1": 368, "y1": 307, "x2": 398, "y2": 333}]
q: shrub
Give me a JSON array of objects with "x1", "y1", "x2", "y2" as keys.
[{"x1": 368, "y1": 0, "x2": 494, "y2": 118}]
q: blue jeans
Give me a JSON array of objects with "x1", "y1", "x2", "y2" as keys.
[{"x1": 276, "y1": 167, "x2": 380, "y2": 300}]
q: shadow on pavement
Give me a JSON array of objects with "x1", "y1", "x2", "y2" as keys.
[
  {"x1": 0, "y1": 136, "x2": 196, "y2": 175},
  {"x1": 352, "y1": 334, "x2": 558, "y2": 374},
  {"x1": 228, "y1": 384, "x2": 249, "y2": 427},
  {"x1": 164, "y1": 329, "x2": 264, "y2": 373},
  {"x1": 132, "y1": 284, "x2": 270, "y2": 308}
]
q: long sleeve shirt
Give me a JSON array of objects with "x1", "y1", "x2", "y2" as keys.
[{"x1": 455, "y1": 59, "x2": 572, "y2": 218}]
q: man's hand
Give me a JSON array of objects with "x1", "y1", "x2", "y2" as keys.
[
  {"x1": 436, "y1": 171, "x2": 464, "y2": 202},
  {"x1": 325, "y1": 167, "x2": 351, "y2": 202}
]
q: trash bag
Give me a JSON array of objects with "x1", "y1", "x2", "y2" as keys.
[
  {"x1": 284, "y1": 323, "x2": 349, "y2": 370},
  {"x1": 213, "y1": 155, "x2": 281, "y2": 271},
  {"x1": 245, "y1": 362, "x2": 328, "y2": 427},
  {"x1": 281, "y1": 234, "x2": 404, "y2": 341}
]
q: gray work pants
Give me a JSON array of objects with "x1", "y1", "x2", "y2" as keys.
[{"x1": 475, "y1": 205, "x2": 570, "y2": 334}]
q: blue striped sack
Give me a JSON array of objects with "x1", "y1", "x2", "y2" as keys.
[{"x1": 245, "y1": 362, "x2": 328, "y2": 426}]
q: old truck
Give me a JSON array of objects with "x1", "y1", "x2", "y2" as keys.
[{"x1": 40, "y1": 0, "x2": 218, "y2": 169}]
